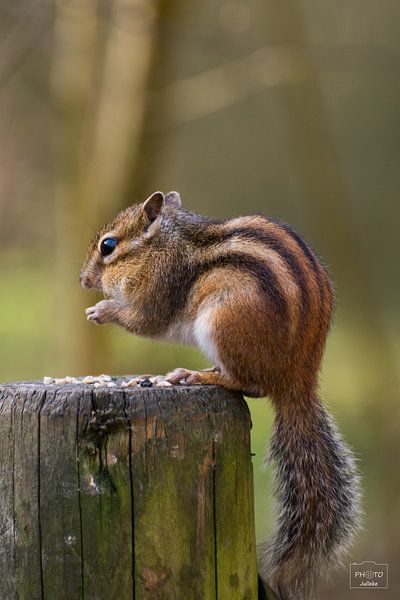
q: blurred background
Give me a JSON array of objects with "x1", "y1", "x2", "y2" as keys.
[{"x1": 0, "y1": 0, "x2": 399, "y2": 597}]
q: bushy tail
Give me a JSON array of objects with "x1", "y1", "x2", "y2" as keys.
[{"x1": 259, "y1": 393, "x2": 362, "y2": 599}]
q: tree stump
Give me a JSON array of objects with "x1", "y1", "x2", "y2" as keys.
[{"x1": 0, "y1": 380, "x2": 259, "y2": 600}]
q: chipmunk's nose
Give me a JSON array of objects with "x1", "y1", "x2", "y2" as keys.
[
  {"x1": 79, "y1": 272, "x2": 91, "y2": 289},
  {"x1": 80, "y1": 269, "x2": 102, "y2": 290}
]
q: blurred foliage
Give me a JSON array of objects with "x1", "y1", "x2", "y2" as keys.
[{"x1": 0, "y1": 1, "x2": 399, "y2": 597}]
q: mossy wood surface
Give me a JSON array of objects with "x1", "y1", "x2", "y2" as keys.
[{"x1": 0, "y1": 381, "x2": 260, "y2": 600}]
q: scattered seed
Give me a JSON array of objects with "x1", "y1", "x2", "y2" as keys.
[
  {"x1": 121, "y1": 379, "x2": 139, "y2": 388},
  {"x1": 43, "y1": 374, "x2": 180, "y2": 387},
  {"x1": 140, "y1": 379, "x2": 153, "y2": 388},
  {"x1": 149, "y1": 375, "x2": 171, "y2": 384},
  {"x1": 99, "y1": 374, "x2": 112, "y2": 382},
  {"x1": 82, "y1": 376, "x2": 98, "y2": 384},
  {"x1": 94, "y1": 381, "x2": 108, "y2": 388}
]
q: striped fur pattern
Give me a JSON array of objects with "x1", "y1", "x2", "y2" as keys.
[{"x1": 81, "y1": 191, "x2": 361, "y2": 599}]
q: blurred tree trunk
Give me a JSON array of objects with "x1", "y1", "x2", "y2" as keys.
[
  {"x1": 262, "y1": 0, "x2": 397, "y2": 375},
  {"x1": 81, "y1": 0, "x2": 159, "y2": 225},
  {"x1": 129, "y1": 0, "x2": 184, "y2": 199},
  {"x1": 263, "y1": 0, "x2": 399, "y2": 559},
  {"x1": 50, "y1": 0, "x2": 100, "y2": 375},
  {"x1": 50, "y1": 0, "x2": 159, "y2": 374}
]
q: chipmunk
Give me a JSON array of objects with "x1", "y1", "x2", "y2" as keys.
[{"x1": 80, "y1": 191, "x2": 361, "y2": 599}]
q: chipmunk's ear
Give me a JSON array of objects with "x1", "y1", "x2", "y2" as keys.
[
  {"x1": 165, "y1": 191, "x2": 181, "y2": 208},
  {"x1": 143, "y1": 191, "x2": 165, "y2": 222}
]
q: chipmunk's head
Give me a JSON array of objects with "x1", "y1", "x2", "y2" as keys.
[{"x1": 80, "y1": 191, "x2": 181, "y2": 292}]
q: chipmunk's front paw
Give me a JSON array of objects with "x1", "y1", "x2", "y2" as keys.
[{"x1": 85, "y1": 300, "x2": 118, "y2": 325}]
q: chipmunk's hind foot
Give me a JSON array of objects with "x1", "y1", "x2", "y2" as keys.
[{"x1": 165, "y1": 366, "x2": 246, "y2": 392}]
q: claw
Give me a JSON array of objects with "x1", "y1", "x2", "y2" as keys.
[
  {"x1": 166, "y1": 368, "x2": 197, "y2": 385},
  {"x1": 166, "y1": 366, "x2": 221, "y2": 385},
  {"x1": 185, "y1": 373, "x2": 203, "y2": 385},
  {"x1": 85, "y1": 299, "x2": 116, "y2": 325}
]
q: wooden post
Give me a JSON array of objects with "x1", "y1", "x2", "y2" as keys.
[{"x1": 0, "y1": 381, "x2": 259, "y2": 599}]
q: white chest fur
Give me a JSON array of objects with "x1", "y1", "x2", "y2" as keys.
[
  {"x1": 162, "y1": 305, "x2": 221, "y2": 369},
  {"x1": 193, "y1": 305, "x2": 221, "y2": 367}
]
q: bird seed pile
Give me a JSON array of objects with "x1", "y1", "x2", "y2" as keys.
[{"x1": 42, "y1": 374, "x2": 173, "y2": 388}]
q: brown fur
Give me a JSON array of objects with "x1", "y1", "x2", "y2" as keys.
[{"x1": 81, "y1": 191, "x2": 360, "y2": 599}]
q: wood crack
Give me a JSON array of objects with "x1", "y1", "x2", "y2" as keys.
[
  {"x1": 123, "y1": 392, "x2": 136, "y2": 600},
  {"x1": 76, "y1": 391, "x2": 85, "y2": 600},
  {"x1": 212, "y1": 438, "x2": 218, "y2": 600},
  {"x1": 37, "y1": 389, "x2": 46, "y2": 600}
]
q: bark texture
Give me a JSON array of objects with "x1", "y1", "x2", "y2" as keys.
[{"x1": 0, "y1": 381, "x2": 259, "y2": 600}]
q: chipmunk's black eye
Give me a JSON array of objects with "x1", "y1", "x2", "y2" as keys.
[{"x1": 100, "y1": 237, "x2": 118, "y2": 256}]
